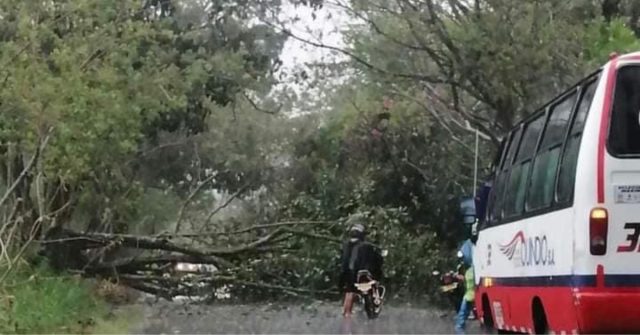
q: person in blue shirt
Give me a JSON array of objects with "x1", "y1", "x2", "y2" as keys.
[{"x1": 454, "y1": 234, "x2": 476, "y2": 334}]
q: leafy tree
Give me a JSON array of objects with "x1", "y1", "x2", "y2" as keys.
[
  {"x1": 0, "y1": 0, "x2": 295, "y2": 240},
  {"x1": 585, "y1": 18, "x2": 640, "y2": 64}
]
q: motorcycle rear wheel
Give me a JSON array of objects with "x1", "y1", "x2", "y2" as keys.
[{"x1": 363, "y1": 294, "x2": 380, "y2": 319}]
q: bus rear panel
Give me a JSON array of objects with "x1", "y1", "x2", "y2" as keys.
[{"x1": 572, "y1": 55, "x2": 640, "y2": 334}]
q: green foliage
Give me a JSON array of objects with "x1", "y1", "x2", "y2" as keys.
[
  {"x1": 131, "y1": 187, "x2": 181, "y2": 234},
  {"x1": 243, "y1": 199, "x2": 454, "y2": 300},
  {"x1": 265, "y1": 0, "x2": 640, "y2": 302},
  {"x1": 0, "y1": 265, "x2": 106, "y2": 334},
  {"x1": 0, "y1": 0, "x2": 292, "y2": 236},
  {"x1": 4, "y1": 0, "x2": 640, "y2": 308},
  {"x1": 271, "y1": 120, "x2": 465, "y2": 295},
  {"x1": 584, "y1": 18, "x2": 640, "y2": 64},
  {"x1": 284, "y1": 77, "x2": 476, "y2": 244},
  {"x1": 345, "y1": 0, "x2": 593, "y2": 136},
  {"x1": 351, "y1": 206, "x2": 451, "y2": 297}
]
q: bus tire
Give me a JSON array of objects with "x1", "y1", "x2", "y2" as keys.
[
  {"x1": 532, "y1": 298, "x2": 549, "y2": 334},
  {"x1": 482, "y1": 294, "x2": 495, "y2": 329}
]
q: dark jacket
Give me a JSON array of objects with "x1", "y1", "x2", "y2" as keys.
[{"x1": 339, "y1": 239, "x2": 383, "y2": 290}]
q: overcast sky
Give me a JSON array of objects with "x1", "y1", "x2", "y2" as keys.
[
  {"x1": 272, "y1": 2, "x2": 353, "y2": 115},
  {"x1": 279, "y1": 2, "x2": 349, "y2": 73}
]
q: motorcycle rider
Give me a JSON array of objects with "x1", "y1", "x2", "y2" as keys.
[
  {"x1": 451, "y1": 178, "x2": 487, "y2": 330},
  {"x1": 454, "y1": 224, "x2": 478, "y2": 333},
  {"x1": 339, "y1": 214, "x2": 384, "y2": 318}
]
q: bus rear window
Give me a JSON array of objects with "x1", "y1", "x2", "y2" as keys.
[{"x1": 609, "y1": 66, "x2": 640, "y2": 156}]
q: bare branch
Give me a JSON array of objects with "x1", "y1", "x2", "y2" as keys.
[
  {"x1": 174, "y1": 174, "x2": 217, "y2": 234},
  {"x1": 0, "y1": 198, "x2": 22, "y2": 238},
  {"x1": 204, "y1": 228, "x2": 290, "y2": 256},
  {"x1": 0, "y1": 131, "x2": 52, "y2": 209},
  {"x1": 87, "y1": 255, "x2": 224, "y2": 272},
  {"x1": 242, "y1": 91, "x2": 282, "y2": 114},
  {"x1": 0, "y1": 219, "x2": 43, "y2": 283},
  {"x1": 388, "y1": 87, "x2": 490, "y2": 152},
  {"x1": 327, "y1": 0, "x2": 428, "y2": 52},
  {"x1": 180, "y1": 220, "x2": 333, "y2": 238},
  {"x1": 134, "y1": 141, "x2": 190, "y2": 159},
  {"x1": 202, "y1": 182, "x2": 252, "y2": 227},
  {"x1": 259, "y1": 17, "x2": 449, "y2": 84},
  {"x1": 79, "y1": 49, "x2": 107, "y2": 72},
  {"x1": 282, "y1": 228, "x2": 341, "y2": 243}
]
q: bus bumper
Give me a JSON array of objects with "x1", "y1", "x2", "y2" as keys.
[{"x1": 575, "y1": 290, "x2": 640, "y2": 333}]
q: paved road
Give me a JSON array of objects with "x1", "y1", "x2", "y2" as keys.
[{"x1": 131, "y1": 300, "x2": 485, "y2": 334}]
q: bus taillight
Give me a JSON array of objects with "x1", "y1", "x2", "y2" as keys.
[{"x1": 590, "y1": 207, "x2": 609, "y2": 255}]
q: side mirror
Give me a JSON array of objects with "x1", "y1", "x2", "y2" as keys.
[{"x1": 381, "y1": 249, "x2": 389, "y2": 257}]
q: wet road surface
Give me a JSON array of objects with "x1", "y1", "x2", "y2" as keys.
[{"x1": 131, "y1": 300, "x2": 485, "y2": 334}]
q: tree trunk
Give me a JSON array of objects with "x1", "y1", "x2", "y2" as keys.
[
  {"x1": 46, "y1": 178, "x2": 74, "y2": 227},
  {"x1": 9, "y1": 147, "x2": 37, "y2": 244}
]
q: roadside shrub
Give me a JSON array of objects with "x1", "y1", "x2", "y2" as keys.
[{"x1": 0, "y1": 264, "x2": 106, "y2": 334}]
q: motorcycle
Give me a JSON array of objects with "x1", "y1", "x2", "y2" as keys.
[
  {"x1": 354, "y1": 249, "x2": 387, "y2": 319},
  {"x1": 432, "y1": 265, "x2": 465, "y2": 313},
  {"x1": 354, "y1": 269, "x2": 386, "y2": 319},
  {"x1": 433, "y1": 257, "x2": 477, "y2": 319}
]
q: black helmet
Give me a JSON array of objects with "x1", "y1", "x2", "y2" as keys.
[
  {"x1": 346, "y1": 214, "x2": 366, "y2": 241},
  {"x1": 349, "y1": 223, "x2": 365, "y2": 237}
]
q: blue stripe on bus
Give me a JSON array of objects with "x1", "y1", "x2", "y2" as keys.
[
  {"x1": 486, "y1": 275, "x2": 595, "y2": 287},
  {"x1": 605, "y1": 275, "x2": 640, "y2": 287},
  {"x1": 482, "y1": 274, "x2": 640, "y2": 287}
]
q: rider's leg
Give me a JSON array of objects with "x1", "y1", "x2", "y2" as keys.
[
  {"x1": 454, "y1": 299, "x2": 471, "y2": 334},
  {"x1": 343, "y1": 292, "x2": 355, "y2": 317}
]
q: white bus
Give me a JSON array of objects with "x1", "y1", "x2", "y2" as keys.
[{"x1": 474, "y1": 51, "x2": 640, "y2": 334}]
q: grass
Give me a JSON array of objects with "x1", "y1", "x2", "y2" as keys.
[
  {"x1": 0, "y1": 263, "x2": 139, "y2": 334},
  {"x1": 91, "y1": 305, "x2": 143, "y2": 334}
]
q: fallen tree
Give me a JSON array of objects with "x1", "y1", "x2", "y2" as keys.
[{"x1": 36, "y1": 221, "x2": 342, "y2": 301}]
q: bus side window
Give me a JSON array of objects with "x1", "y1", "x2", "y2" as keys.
[
  {"x1": 493, "y1": 137, "x2": 508, "y2": 173},
  {"x1": 556, "y1": 78, "x2": 598, "y2": 203},
  {"x1": 482, "y1": 138, "x2": 508, "y2": 229},
  {"x1": 527, "y1": 90, "x2": 578, "y2": 211},
  {"x1": 502, "y1": 127, "x2": 522, "y2": 169},
  {"x1": 490, "y1": 128, "x2": 522, "y2": 224},
  {"x1": 504, "y1": 115, "x2": 545, "y2": 218},
  {"x1": 490, "y1": 173, "x2": 507, "y2": 222}
]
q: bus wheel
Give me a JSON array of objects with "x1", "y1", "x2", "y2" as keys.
[
  {"x1": 482, "y1": 294, "x2": 495, "y2": 329},
  {"x1": 532, "y1": 298, "x2": 549, "y2": 334},
  {"x1": 482, "y1": 294, "x2": 511, "y2": 334}
]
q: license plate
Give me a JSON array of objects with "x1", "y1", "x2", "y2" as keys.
[
  {"x1": 614, "y1": 185, "x2": 640, "y2": 203},
  {"x1": 440, "y1": 283, "x2": 458, "y2": 292},
  {"x1": 355, "y1": 283, "x2": 373, "y2": 291}
]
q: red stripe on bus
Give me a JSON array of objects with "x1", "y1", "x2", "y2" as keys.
[
  {"x1": 477, "y1": 285, "x2": 640, "y2": 333},
  {"x1": 597, "y1": 59, "x2": 618, "y2": 203}
]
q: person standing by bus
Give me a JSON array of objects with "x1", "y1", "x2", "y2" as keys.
[{"x1": 454, "y1": 237, "x2": 475, "y2": 334}]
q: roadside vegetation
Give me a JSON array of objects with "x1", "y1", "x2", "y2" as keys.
[
  {"x1": 2, "y1": 0, "x2": 640, "y2": 332},
  {"x1": 0, "y1": 263, "x2": 141, "y2": 334}
]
